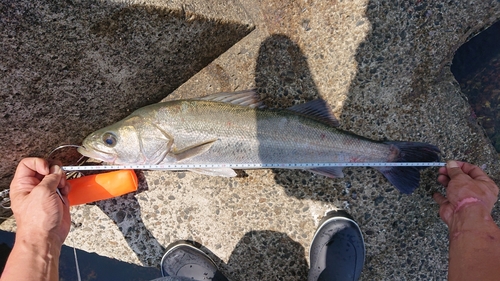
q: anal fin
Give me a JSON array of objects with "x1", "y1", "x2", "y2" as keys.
[
  {"x1": 189, "y1": 168, "x2": 237, "y2": 177},
  {"x1": 308, "y1": 167, "x2": 344, "y2": 178},
  {"x1": 375, "y1": 166, "x2": 420, "y2": 194}
]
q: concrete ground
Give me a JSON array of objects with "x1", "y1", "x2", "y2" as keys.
[{"x1": 1, "y1": 0, "x2": 500, "y2": 280}]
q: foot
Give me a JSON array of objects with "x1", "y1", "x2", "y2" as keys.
[
  {"x1": 308, "y1": 210, "x2": 365, "y2": 281},
  {"x1": 161, "y1": 241, "x2": 229, "y2": 281}
]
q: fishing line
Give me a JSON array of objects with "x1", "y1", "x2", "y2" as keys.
[
  {"x1": 47, "y1": 144, "x2": 83, "y2": 159},
  {"x1": 62, "y1": 162, "x2": 446, "y2": 171},
  {"x1": 69, "y1": 221, "x2": 82, "y2": 281},
  {"x1": 73, "y1": 245, "x2": 82, "y2": 281}
]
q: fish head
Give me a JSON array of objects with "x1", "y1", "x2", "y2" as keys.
[{"x1": 78, "y1": 116, "x2": 172, "y2": 165}]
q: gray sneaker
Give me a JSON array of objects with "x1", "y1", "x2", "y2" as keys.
[
  {"x1": 308, "y1": 210, "x2": 365, "y2": 281},
  {"x1": 161, "y1": 242, "x2": 229, "y2": 281}
]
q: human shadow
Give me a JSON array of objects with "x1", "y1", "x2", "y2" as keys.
[
  {"x1": 254, "y1": 34, "x2": 321, "y2": 108},
  {"x1": 187, "y1": 230, "x2": 308, "y2": 281},
  {"x1": 226, "y1": 230, "x2": 308, "y2": 280},
  {"x1": 255, "y1": 34, "x2": 345, "y2": 202},
  {"x1": 92, "y1": 171, "x2": 166, "y2": 267}
]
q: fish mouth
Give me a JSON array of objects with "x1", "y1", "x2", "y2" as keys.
[{"x1": 77, "y1": 145, "x2": 117, "y2": 164}]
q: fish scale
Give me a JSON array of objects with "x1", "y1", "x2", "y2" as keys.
[{"x1": 154, "y1": 101, "x2": 391, "y2": 165}]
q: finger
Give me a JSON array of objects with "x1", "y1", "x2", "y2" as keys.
[
  {"x1": 60, "y1": 181, "x2": 71, "y2": 197},
  {"x1": 49, "y1": 160, "x2": 63, "y2": 180},
  {"x1": 48, "y1": 160, "x2": 69, "y2": 195},
  {"x1": 433, "y1": 193, "x2": 452, "y2": 226},
  {"x1": 437, "y1": 174, "x2": 450, "y2": 187},
  {"x1": 55, "y1": 166, "x2": 67, "y2": 190},
  {"x1": 433, "y1": 192, "x2": 448, "y2": 206},
  {"x1": 13, "y1": 158, "x2": 50, "y2": 182},
  {"x1": 36, "y1": 165, "x2": 64, "y2": 194},
  {"x1": 51, "y1": 162, "x2": 69, "y2": 196},
  {"x1": 438, "y1": 166, "x2": 448, "y2": 176},
  {"x1": 445, "y1": 160, "x2": 468, "y2": 179}
]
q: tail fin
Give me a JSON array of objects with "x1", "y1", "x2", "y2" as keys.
[{"x1": 375, "y1": 142, "x2": 441, "y2": 194}]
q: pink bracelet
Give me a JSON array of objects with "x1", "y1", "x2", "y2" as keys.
[{"x1": 454, "y1": 197, "x2": 483, "y2": 213}]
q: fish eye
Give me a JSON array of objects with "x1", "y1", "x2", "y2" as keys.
[{"x1": 102, "y1": 132, "x2": 117, "y2": 147}]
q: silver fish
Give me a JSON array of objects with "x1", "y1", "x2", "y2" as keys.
[{"x1": 78, "y1": 90, "x2": 440, "y2": 194}]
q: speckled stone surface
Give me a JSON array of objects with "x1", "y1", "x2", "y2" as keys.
[{"x1": 1, "y1": 0, "x2": 500, "y2": 280}]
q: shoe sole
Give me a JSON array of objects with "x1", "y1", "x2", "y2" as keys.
[
  {"x1": 309, "y1": 209, "x2": 366, "y2": 261},
  {"x1": 161, "y1": 241, "x2": 218, "y2": 277}
]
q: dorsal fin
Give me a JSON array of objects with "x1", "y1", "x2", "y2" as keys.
[
  {"x1": 194, "y1": 89, "x2": 263, "y2": 108},
  {"x1": 287, "y1": 99, "x2": 339, "y2": 127}
]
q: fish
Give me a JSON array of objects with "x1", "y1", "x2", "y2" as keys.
[{"x1": 78, "y1": 90, "x2": 440, "y2": 194}]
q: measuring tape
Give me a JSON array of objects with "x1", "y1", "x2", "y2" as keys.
[{"x1": 62, "y1": 162, "x2": 446, "y2": 171}]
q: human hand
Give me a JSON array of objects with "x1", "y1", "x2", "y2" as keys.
[
  {"x1": 9, "y1": 158, "x2": 71, "y2": 246},
  {"x1": 433, "y1": 160, "x2": 499, "y2": 230}
]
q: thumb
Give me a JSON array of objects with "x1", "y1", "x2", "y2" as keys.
[
  {"x1": 37, "y1": 165, "x2": 63, "y2": 193},
  {"x1": 445, "y1": 160, "x2": 465, "y2": 179}
]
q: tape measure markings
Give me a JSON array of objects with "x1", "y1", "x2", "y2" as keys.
[{"x1": 62, "y1": 162, "x2": 446, "y2": 171}]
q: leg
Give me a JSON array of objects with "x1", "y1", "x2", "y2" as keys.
[
  {"x1": 160, "y1": 241, "x2": 229, "y2": 281},
  {"x1": 308, "y1": 210, "x2": 365, "y2": 281}
]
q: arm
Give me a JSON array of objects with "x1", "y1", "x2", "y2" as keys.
[
  {"x1": 2, "y1": 234, "x2": 62, "y2": 281},
  {"x1": 1, "y1": 158, "x2": 71, "y2": 281},
  {"x1": 433, "y1": 160, "x2": 500, "y2": 281}
]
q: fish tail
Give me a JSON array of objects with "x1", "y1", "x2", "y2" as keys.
[{"x1": 375, "y1": 141, "x2": 441, "y2": 194}]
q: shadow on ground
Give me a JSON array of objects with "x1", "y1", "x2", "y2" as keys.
[
  {"x1": 179, "y1": 230, "x2": 308, "y2": 281},
  {"x1": 254, "y1": 34, "x2": 345, "y2": 203},
  {"x1": 225, "y1": 230, "x2": 308, "y2": 280},
  {"x1": 88, "y1": 171, "x2": 165, "y2": 266},
  {"x1": 326, "y1": 1, "x2": 500, "y2": 280}
]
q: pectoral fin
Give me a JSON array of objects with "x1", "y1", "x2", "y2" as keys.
[
  {"x1": 188, "y1": 168, "x2": 237, "y2": 177},
  {"x1": 172, "y1": 139, "x2": 217, "y2": 162}
]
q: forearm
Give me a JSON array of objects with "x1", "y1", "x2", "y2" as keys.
[
  {"x1": 448, "y1": 204, "x2": 500, "y2": 281},
  {"x1": 1, "y1": 233, "x2": 61, "y2": 281}
]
